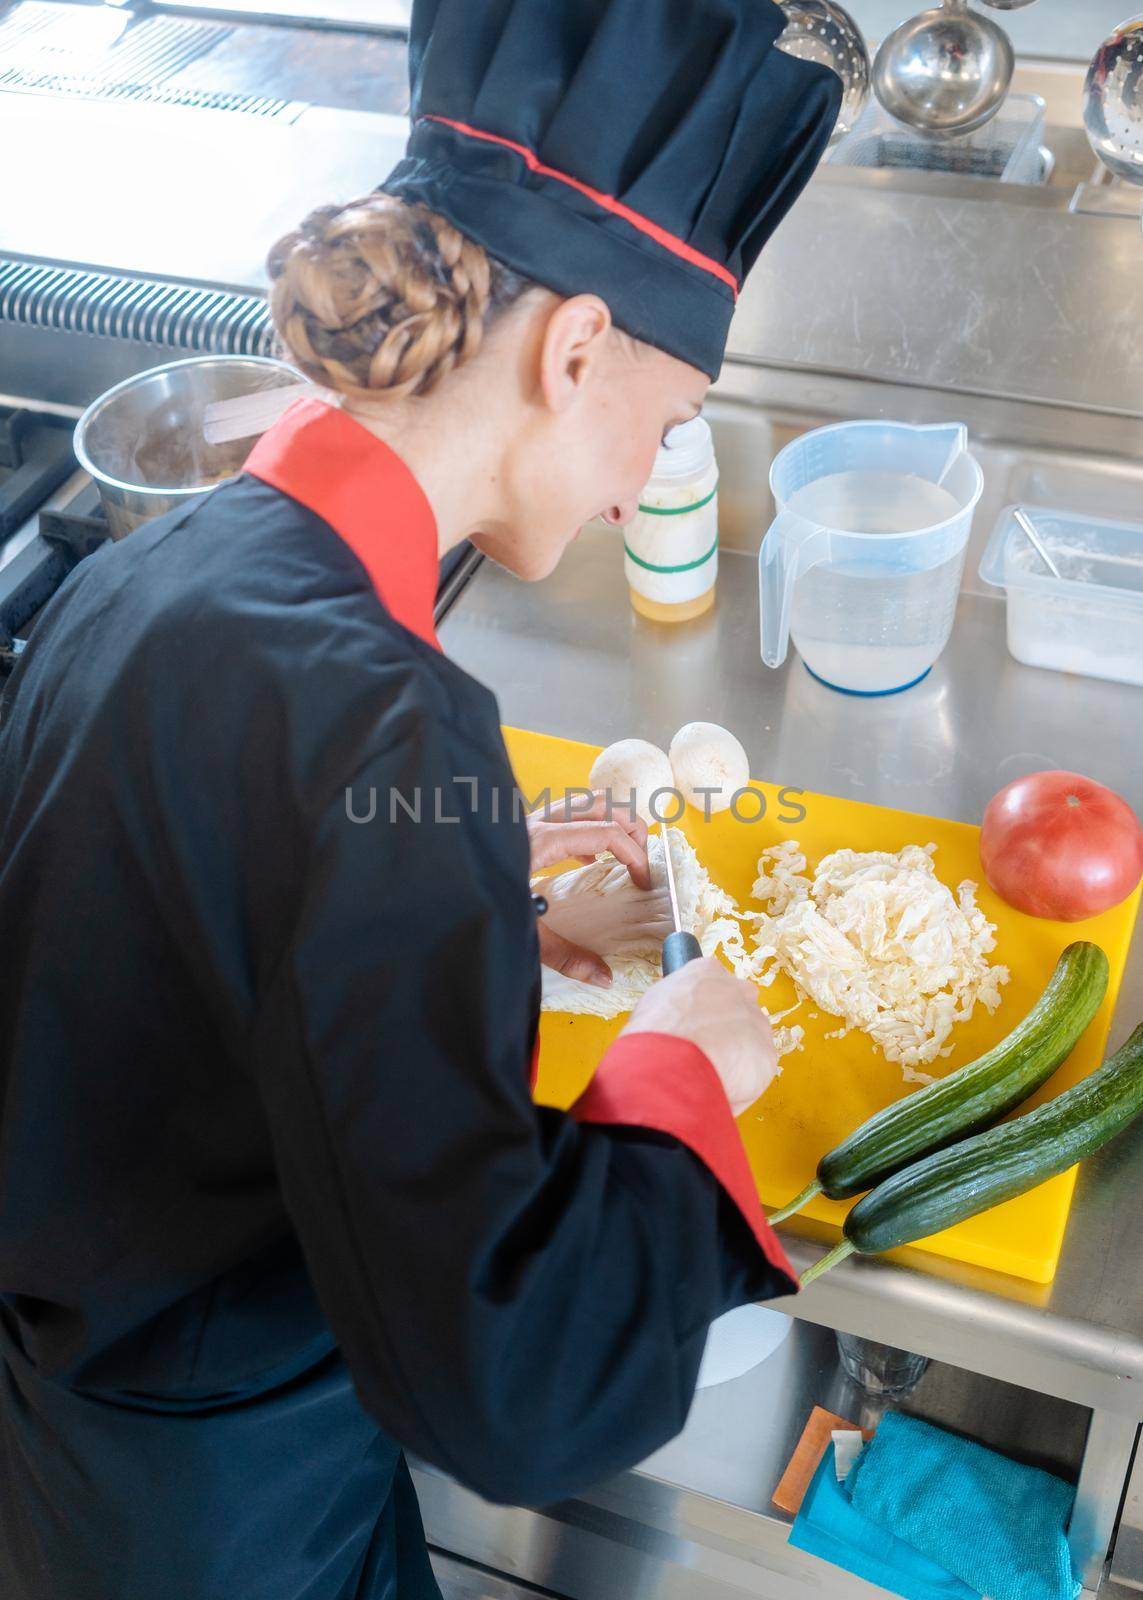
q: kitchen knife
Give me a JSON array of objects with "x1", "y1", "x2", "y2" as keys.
[{"x1": 660, "y1": 825, "x2": 703, "y2": 975}]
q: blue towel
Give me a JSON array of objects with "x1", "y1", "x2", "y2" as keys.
[
  {"x1": 846, "y1": 1412, "x2": 1081, "y2": 1600},
  {"x1": 789, "y1": 1445, "x2": 980, "y2": 1600}
]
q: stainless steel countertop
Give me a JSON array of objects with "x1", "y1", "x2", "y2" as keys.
[
  {"x1": 439, "y1": 521, "x2": 1143, "y2": 1415},
  {"x1": 0, "y1": 94, "x2": 409, "y2": 291}
]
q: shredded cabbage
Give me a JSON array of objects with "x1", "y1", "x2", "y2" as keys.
[{"x1": 744, "y1": 839, "x2": 1009, "y2": 1078}]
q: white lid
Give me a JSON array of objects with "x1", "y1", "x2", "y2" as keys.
[{"x1": 651, "y1": 415, "x2": 714, "y2": 481}]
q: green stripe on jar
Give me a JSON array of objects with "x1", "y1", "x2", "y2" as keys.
[
  {"x1": 635, "y1": 485, "x2": 718, "y2": 516},
  {"x1": 623, "y1": 536, "x2": 719, "y2": 575}
]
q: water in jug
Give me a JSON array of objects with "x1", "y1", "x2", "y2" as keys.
[{"x1": 759, "y1": 421, "x2": 984, "y2": 695}]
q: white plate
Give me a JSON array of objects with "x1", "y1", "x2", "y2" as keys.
[{"x1": 695, "y1": 1304, "x2": 792, "y2": 1389}]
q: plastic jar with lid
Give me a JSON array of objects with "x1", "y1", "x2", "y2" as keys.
[{"x1": 624, "y1": 417, "x2": 719, "y2": 623}]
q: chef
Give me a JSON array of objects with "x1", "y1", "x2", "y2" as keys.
[{"x1": 0, "y1": 2, "x2": 839, "y2": 1596}]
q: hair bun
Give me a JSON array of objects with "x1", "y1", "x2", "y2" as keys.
[{"x1": 267, "y1": 195, "x2": 528, "y2": 401}]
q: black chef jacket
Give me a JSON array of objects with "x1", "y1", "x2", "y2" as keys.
[{"x1": 0, "y1": 398, "x2": 796, "y2": 1600}]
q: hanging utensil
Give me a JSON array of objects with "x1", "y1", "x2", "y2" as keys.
[
  {"x1": 873, "y1": 0, "x2": 1015, "y2": 137},
  {"x1": 777, "y1": 0, "x2": 872, "y2": 140},
  {"x1": 1083, "y1": 16, "x2": 1143, "y2": 187}
]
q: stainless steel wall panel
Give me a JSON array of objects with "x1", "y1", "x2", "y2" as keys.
[{"x1": 728, "y1": 181, "x2": 1143, "y2": 420}]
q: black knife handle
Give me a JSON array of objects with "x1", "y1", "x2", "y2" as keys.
[{"x1": 662, "y1": 930, "x2": 703, "y2": 976}]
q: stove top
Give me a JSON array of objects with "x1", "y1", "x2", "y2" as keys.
[{"x1": 0, "y1": 408, "x2": 76, "y2": 540}]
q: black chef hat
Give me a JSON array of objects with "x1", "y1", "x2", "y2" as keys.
[{"x1": 382, "y1": 0, "x2": 841, "y2": 379}]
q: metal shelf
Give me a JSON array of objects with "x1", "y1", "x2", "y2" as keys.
[{"x1": 415, "y1": 1318, "x2": 1093, "y2": 1600}]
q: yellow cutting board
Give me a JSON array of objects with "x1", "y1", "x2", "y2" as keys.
[{"x1": 506, "y1": 726, "x2": 1142, "y2": 1285}]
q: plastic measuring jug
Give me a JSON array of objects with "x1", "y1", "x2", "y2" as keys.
[{"x1": 759, "y1": 421, "x2": 984, "y2": 695}]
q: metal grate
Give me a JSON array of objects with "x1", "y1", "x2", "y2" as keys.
[
  {"x1": 0, "y1": 259, "x2": 274, "y2": 357},
  {"x1": 0, "y1": 74, "x2": 301, "y2": 117},
  {"x1": 0, "y1": 2, "x2": 58, "y2": 51},
  {"x1": 0, "y1": 4, "x2": 271, "y2": 109}
]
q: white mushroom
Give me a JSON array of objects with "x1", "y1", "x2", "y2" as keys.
[
  {"x1": 669, "y1": 721, "x2": 751, "y2": 814},
  {"x1": 588, "y1": 738, "x2": 675, "y2": 826}
]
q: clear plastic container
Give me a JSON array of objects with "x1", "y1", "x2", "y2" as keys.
[
  {"x1": 759, "y1": 421, "x2": 984, "y2": 695},
  {"x1": 980, "y1": 505, "x2": 1143, "y2": 688},
  {"x1": 625, "y1": 417, "x2": 718, "y2": 623},
  {"x1": 828, "y1": 93, "x2": 1049, "y2": 185}
]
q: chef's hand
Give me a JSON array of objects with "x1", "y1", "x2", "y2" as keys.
[
  {"x1": 526, "y1": 791, "x2": 651, "y2": 885},
  {"x1": 621, "y1": 959, "x2": 778, "y2": 1116},
  {"x1": 527, "y1": 792, "x2": 652, "y2": 988}
]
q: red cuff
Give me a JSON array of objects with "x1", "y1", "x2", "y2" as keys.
[
  {"x1": 529, "y1": 1034, "x2": 540, "y2": 1095},
  {"x1": 571, "y1": 1032, "x2": 797, "y2": 1289}
]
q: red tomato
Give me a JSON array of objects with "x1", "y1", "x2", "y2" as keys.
[{"x1": 980, "y1": 771, "x2": 1143, "y2": 922}]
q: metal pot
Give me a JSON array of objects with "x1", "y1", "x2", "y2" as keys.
[{"x1": 73, "y1": 355, "x2": 301, "y2": 540}]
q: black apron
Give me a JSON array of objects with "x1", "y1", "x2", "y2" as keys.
[{"x1": 0, "y1": 1315, "x2": 437, "y2": 1600}]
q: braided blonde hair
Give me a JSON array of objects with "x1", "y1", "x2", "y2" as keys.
[{"x1": 267, "y1": 194, "x2": 535, "y2": 402}]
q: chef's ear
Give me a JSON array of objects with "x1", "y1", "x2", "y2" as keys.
[{"x1": 537, "y1": 294, "x2": 613, "y2": 413}]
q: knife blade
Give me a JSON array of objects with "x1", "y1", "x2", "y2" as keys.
[{"x1": 660, "y1": 825, "x2": 703, "y2": 976}]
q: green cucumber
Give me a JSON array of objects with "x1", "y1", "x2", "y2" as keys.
[
  {"x1": 769, "y1": 942, "x2": 1109, "y2": 1224},
  {"x1": 802, "y1": 1021, "x2": 1143, "y2": 1285}
]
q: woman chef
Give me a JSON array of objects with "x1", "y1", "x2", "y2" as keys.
[{"x1": 0, "y1": 2, "x2": 839, "y2": 1596}]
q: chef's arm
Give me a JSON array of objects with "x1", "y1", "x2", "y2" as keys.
[{"x1": 252, "y1": 720, "x2": 794, "y2": 1507}]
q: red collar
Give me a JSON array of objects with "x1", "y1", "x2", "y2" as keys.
[{"x1": 245, "y1": 398, "x2": 441, "y2": 651}]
